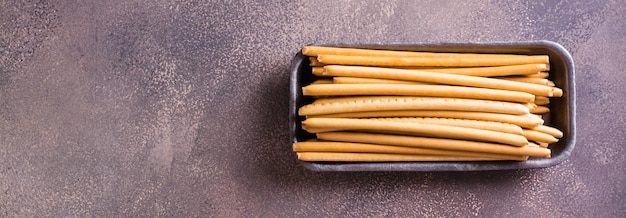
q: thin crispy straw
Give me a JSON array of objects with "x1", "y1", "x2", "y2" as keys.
[
  {"x1": 322, "y1": 65, "x2": 562, "y2": 97},
  {"x1": 302, "y1": 84, "x2": 535, "y2": 103},
  {"x1": 302, "y1": 118, "x2": 529, "y2": 146},
  {"x1": 293, "y1": 141, "x2": 529, "y2": 160},
  {"x1": 317, "y1": 132, "x2": 551, "y2": 158}
]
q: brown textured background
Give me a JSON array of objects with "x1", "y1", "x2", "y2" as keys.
[{"x1": 1, "y1": 0, "x2": 625, "y2": 216}]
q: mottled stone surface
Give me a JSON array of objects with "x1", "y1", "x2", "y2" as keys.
[{"x1": 0, "y1": 0, "x2": 624, "y2": 216}]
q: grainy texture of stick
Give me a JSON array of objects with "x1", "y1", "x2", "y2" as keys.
[
  {"x1": 303, "y1": 46, "x2": 548, "y2": 61},
  {"x1": 308, "y1": 110, "x2": 543, "y2": 128},
  {"x1": 522, "y1": 129, "x2": 559, "y2": 143},
  {"x1": 332, "y1": 76, "x2": 431, "y2": 84},
  {"x1": 299, "y1": 96, "x2": 531, "y2": 116},
  {"x1": 303, "y1": 118, "x2": 529, "y2": 146},
  {"x1": 317, "y1": 54, "x2": 549, "y2": 67},
  {"x1": 296, "y1": 152, "x2": 517, "y2": 162},
  {"x1": 311, "y1": 79, "x2": 333, "y2": 84},
  {"x1": 302, "y1": 84, "x2": 535, "y2": 103},
  {"x1": 523, "y1": 72, "x2": 550, "y2": 78},
  {"x1": 312, "y1": 67, "x2": 325, "y2": 75},
  {"x1": 293, "y1": 141, "x2": 529, "y2": 160},
  {"x1": 499, "y1": 77, "x2": 555, "y2": 86},
  {"x1": 317, "y1": 132, "x2": 551, "y2": 158},
  {"x1": 530, "y1": 106, "x2": 550, "y2": 114},
  {"x1": 369, "y1": 117, "x2": 523, "y2": 135},
  {"x1": 309, "y1": 57, "x2": 325, "y2": 67},
  {"x1": 535, "y1": 96, "x2": 550, "y2": 105},
  {"x1": 323, "y1": 65, "x2": 561, "y2": 96},
  {"x1": 531, "y1": 125, "x2": 564, "y2": 138},
  {"x1": 415, "y1": 64, "x2": 549, "y2": 77}
]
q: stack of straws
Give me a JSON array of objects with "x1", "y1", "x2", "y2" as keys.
[{"x1": 295, "y1": 46, "x2": 564, "y2": 162}]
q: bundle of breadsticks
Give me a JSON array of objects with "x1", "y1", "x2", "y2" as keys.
[{"x1": 294, "y1": 45, "x2": 565, "y2": 162}]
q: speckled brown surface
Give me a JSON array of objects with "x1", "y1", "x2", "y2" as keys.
[{"x1": 0, "y1": 0, "x2": 624, "y2": 216}]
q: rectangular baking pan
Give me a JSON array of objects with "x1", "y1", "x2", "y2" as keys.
[{"x1": 289, "y1": 40, "x2": 576, "y2": 171}]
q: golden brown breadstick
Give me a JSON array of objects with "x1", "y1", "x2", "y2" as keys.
[
  {"x1": 531, "y1": 125, "x2": 563, "y2": 138},
  {"x1": 530, "y1": 106, "x2": 550, "y2": 114},
  {"x1": 299, "y1": 96, "x2": 531, "y2": 116},
  {"x1": 534, "y1": 96, "x2": 550, "y2": 105},
  {"x1": 524, "y1": 72, "x2": 550, "y2": 78},
  {"x1": 322, "y1": 65, "x2": 561, "y2": 97},
  {"x1": 302, "y1": 46, "x2": 548, "y2": 61},
  {"x1": 317, "y1": 54, "x2": 549, "y2": 67},
  {"x1": 413, "y1": 64, "x2": 549, "y2": 77},
  {"x1": 537, "y1": 142, "x2": 549, "y2": 148},
  {"x1": 301, "y1": 84, "x2": 535, "y2": 103},
  {"x1": 332, "y1": 77, "x2": 431, "y2": 85},
  {"x1": 293, "y1": 141, "x2": 528, "y2": 160},
  {"x1": 317, "y1": 132, "x2": 551, "y2": 158},
  {"x1": 311, "y1": 79, "x2": 333, "y2": 84},
  {"x1": 498, "y1": 77, "x2": 555, "y2": 86},
  {"x1": 370, "y1": 117, "x2": 523, "y2": 135},
  {"x1": 309, "y1": 57, "x2": 325, "y2": 67},
  {"x1": 296, "y1": 152, "x2": 514, "y2": 162},
  {"x1": 552, "y1": 87, "x2": 563, "y2": 97},
  {"x1": 308, "y1": 110, "x2": 543, "y2": 128},
  {"x1": 302, "y1": 118, "x2": 529, "y2": 146},
  {"x1": 312, "y1": 67, "x2": 324, "y2": 76},
  {"x1": 522, "y1": 129, "x2": 559, "y2": 143}
]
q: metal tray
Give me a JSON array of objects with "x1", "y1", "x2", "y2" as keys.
[{"x1": 289, "y1": 40, "x2": 576, "y2": 171}]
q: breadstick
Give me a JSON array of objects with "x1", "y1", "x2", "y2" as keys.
[
  {"x1": 530, "y1": 106, "x2": 550, "y2": 114},
  {"x1": 552, "y1": 88, "x2": 563, "y2": 97},
  {"x1": 524, "y1": 72, "x2": 550, "y2": 78},
  {"x1": 301, "y1": 84, "x2": 535, "y2": 103},
  {"x1": 534, "y1": 96, "x2": 550, "y2": 105},
  {"x1": 522, "y1": 129, "x2": 559, "y2": 143},
  {"x1": 311, "y1": 79, "x2": 333, "y2": 84},
  {"x1": 531, "y1": 125, "x2": 563, "y2": 138},
  {"x1": 302, "y1": 46, "x2": 548, "y2": 62},
  {"x1": 299, "y1": 96, "x2": 531, "y2": 116},
  {"x1": 317, "y1": 132, "x2": 551, "y2": 158},
  {"x1": 312, "y1": 67, "x2": 324, "y2": 76},
  {"x1": 296, "y1": 152, "x2": 514, "y2": 162},
  {"x1": 370, "y1": 117, "x2": 523, "y2": 135},
  {"x1": 332, "y1": 77, "x2": 430, "y2": 85},
  {"x1": 293, "y1": 141, "x2": 528, "y2": 160},
  {"x1": 498, "y1": 77, "x2": 555, "y2": 86},
  {"x1": 412, "y1": 64, "x2": 549, "y2": 77},
  {"x1": 322, "y1": 65, "x2": 561, "y2": 97},
  {"x1": 317, "y1": 54, "x2": 549, "y2": 67},
  {"x1": 302, "y1": 118, "x2": 529, "y2": 146},
  {"x1": 309, "y1": 57, "x2": 325, "y2": 67},
  {"x1": 308, "y1": 110, "x2": 543, "y2": 128},
  {"x1": 537, "y1": 142, "x2": 549, "y2": 148}
]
